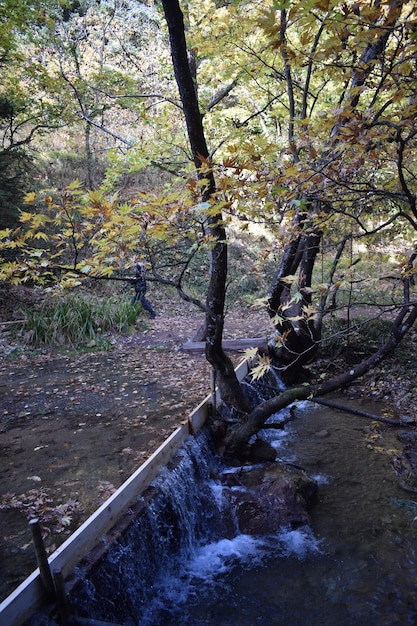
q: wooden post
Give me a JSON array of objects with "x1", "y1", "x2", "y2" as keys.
[
  {"x1": 53, "y1": 569, "x2": 69, "y2": 626},
  {"x1": 29, "y1": 519, "x2": 55, "y2": 601}
]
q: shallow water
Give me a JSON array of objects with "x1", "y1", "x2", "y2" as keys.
[
  {"x1": 135, "y1": 400, "x2": 417, "y2": 626},
  {"x1": 184, "y1": 401, "x2": 416, "y2": 626},
  {"x1": 58, "y1": 395, "x2": 417, "y2": 626}
]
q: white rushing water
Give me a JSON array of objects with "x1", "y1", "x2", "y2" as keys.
[{"x1": 26, "y1": 385, "x2": 417, "y2": 626}]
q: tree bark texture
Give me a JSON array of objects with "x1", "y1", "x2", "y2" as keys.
[
  {"x1": 267, "y1": 206, "x2": 322, "y2": 377},
  {"x1": 161, "y1": 0, "x2": 251, "y2": 412}
]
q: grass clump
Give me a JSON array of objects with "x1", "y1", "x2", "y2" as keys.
[{"x1": 17, "y1": 293, "x2": 139, "y2": 349}]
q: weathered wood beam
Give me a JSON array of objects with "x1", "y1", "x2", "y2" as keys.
[{"x1": 182, "y1": 337, "x2": 268, "y2": 352}]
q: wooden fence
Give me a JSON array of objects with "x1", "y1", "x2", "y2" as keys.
[{"x1": 0, "y1": 359, "x2": 250, "y2": 626}]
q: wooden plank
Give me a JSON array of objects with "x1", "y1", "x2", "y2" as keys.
[
  {"x1": 0, "y1": 572, "x2": 44, "y2": 626},
  {"x1": 0, "y1": 425, "x2": 191, "y2": 625},
  {"x1": 0, "y1": 359, "x2": 251, "y2": 626},
  {"x1": 49, "y1": 425, "x2": 191, "y2": 578},
  {"x1": 235, "y1": 358, "x2": 250, "y2": 381},
  {"x1": 188, "y1": 396, "x2": 210, "y2": 432},
  {"x1": 182, "y1": 337, "x2": 267, "y2": 352},
  {"x1": 0, "y1": 319, "x2": 27, "y2": 326}
]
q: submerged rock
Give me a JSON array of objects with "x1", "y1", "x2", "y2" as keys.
[
  {"x1": 397, "y1": 431, "x2": 417, "y2": 444},
  {"x1": 242, "y1": 438, "x2": 278, "y2": 463},
  {"x1": 221, "y1": 461, "x2": 318, "y2": 534},
  {"x1": 392, "y1": 441, "x2": 417, "y2": 494}
]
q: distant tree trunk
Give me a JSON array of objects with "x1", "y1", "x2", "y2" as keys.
[
  {"x1": 85, "y1": 122, "x2": 95, "y2": 190},
  {"x1": 161, "y1": 0, "x2": 251, "y2": 412},
  {"x1": 267, "y1": 203, "x2": 322, "y2": 380}
]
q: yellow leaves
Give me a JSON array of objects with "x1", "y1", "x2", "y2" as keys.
[
  {"x1": 32, "y1": 231, "x2": 49, "y2": 242},
  {"x1": 360, "y1": 5, "x2": 382, "y2": 23},
  {"x1": 66, "y1": 179, "x2": 84, "y2": 192},
  {"x1": 284, "y1": 165, "x2": 299, "y2": 178},
  {"x1": 19, "y1": 211, "x2": 36, "y2": 226},
  {"x1": 258, "y1": 6, "x2": 279, "y2": 40},
  {"x1": 0, "y1": 228, "x2": 13, "y2": 240},
  {"x1": 243, "y1": 347, "x2": 259, "y2": 362},
  {"x1": 269, "y1": 329, "x2": 291, "y2": 348},
  {"x1": 313, "y1": 0, "x2": 330, "y2": 12},
  {"x1": 271, "y1": 313, "x2": 285, "y2": 326},
  {"x1": 279, "y1": 274, "x2": 297, "y2": 285},
  {"x1": 60, "y1": 275, "x2": 83, "y2": 289},
  {"x1": 99, "y1": 266, "x2": 116, "y2": 277},
  {"x1": 250, "y1": 354, "x2": 272, "y2": 381},
  {"x1": 24, "y1": 192, "x2": 36, "y2": 205},
  {"x1": 302, "y1": 304, "x2": 317, "y2": 321}
]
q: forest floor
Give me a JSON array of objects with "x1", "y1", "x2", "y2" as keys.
[{"x1": 0, "y1": 292, "x2": 416, "y2": 601}]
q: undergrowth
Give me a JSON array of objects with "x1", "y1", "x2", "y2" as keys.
[{"x1": 11, "y1": 293, "x2": 140, "y2": 349}]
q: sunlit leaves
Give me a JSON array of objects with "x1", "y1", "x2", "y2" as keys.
[
  {"x1": 302, "y1": 304, "x2": 318, "y2": 321},
  {"x1": 243, "y1": 346, "x2": 259, "y2": 362},
  {"x1": 250, "y1": 354, "x2": 272, "y2": 380},
  {"x1": 1, "y1": 172, "x2": 232, "y2": 291},
  {"x1": 1, "y1": 0, "x2": 416, "y2": 318}
]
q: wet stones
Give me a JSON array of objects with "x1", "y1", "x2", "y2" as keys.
[
  {"x1": 392, "y1": 439, "x2": 417, "y2": 494},
  {"x1": 397, "y1": 431, "x2": 417, "y2": 444},
  {"x1": 241, "y1": 438, "x2": 278, "y2": 463},
  {"x1": 220, "y1": 462, "x2": 318, "y2": 534}
]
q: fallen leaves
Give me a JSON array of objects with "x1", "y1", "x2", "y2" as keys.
[{"x1": 0, "y1": 305, "x2": 272, "y2": 598}]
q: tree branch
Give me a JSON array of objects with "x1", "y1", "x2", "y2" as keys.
[
  {"x1": 206, "y1": 80, "x2": 237, "y2": 112},
  {"x1": 224, "y1": 301, "x2": 417, "y2": 459}
]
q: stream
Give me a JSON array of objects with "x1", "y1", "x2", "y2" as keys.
[
  {"x1": 27, "y1": 395, "x2": 417, "y2": 626},
  {"x1": 190, "y1": 400, "x2": 417, "y2": 626}
]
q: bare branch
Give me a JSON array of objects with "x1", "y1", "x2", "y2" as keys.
[{"x1": 206, "y1": 80, "x2": 237, "y2": 112}]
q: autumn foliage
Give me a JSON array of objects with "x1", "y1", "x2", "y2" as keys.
[{"x1": 1, "y1": 1, "x2": 417, "y2": 455}]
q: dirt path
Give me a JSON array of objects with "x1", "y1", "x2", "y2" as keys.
[{"x1": 0, "y1": 304, "x2": 271, "y2": 600}]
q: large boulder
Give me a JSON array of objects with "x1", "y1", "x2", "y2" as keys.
[{"x1": 220, "y1": 461, "x2": 318, "y2": 535}]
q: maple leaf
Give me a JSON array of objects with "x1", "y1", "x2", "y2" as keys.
[
  {"x1": 302, "y1": 304, "x2": 317, "y2": 320},
  {"x1": 250, "y1": 355, "x2": 272, "y2": 381},
  {"x1": 23, "y1": 193, "x2": 36, "y2": 205},
  {"x1": 243, "y1": 347, "x2": 259, "y2": 361},
  {"x1": 279, "y1": 274, "x2": 297, "y2": 285}
]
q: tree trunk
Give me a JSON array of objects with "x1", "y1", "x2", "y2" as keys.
[
  {"x1": 267, "y1": 206, "x2": 322, "y2": 379},
  {"x1": 223, "y1": 302, "x2": 417, "y2": 460},
  {"x1": 267, "y1": 2, "x2": 405, "y2": 379},
  {"x1": 161, "y1": 0, "x2": 251, "y2": 413}
]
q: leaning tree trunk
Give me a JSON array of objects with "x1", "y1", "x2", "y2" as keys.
[{"x1": 161, "y1": 0, "x2": 251, "y2": 412}]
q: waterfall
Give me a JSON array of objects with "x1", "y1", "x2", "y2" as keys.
[
  {"x1": 24, "y1": 377, "x2": 323, "y2": 626},
  {"x1": 59, "y1": 423, "x2": 319, "y2": 626},
  {"x1": 68, "y1": 432, "x2": 230, "y2": 624}
]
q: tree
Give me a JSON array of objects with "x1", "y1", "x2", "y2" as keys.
[
  {"x1": 0, "y1": 0, "x2": 59, "y2": 228},
  {"x1": 30, "y1": 0, "x2": 173, "y2": 189},
  {"x1": 159, "y1": 0, "x2": 417, "y2": 458},
  {"x1": 262, "y1": 0, "x2": 417, "y2": 378},
  {"x1": 1, "y1": 0, "x2": 416, "y2": 461},
  {"x1": 160, "y1": 0, "x2": 252, "y2": 412}
]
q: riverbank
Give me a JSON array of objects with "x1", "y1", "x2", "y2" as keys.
[
  {"x1": 0, "y1": 300, "x2": 271, "y2": 600},
  {"x1": 1, "y1": 297, "x2": 416, "y2": 601}
]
